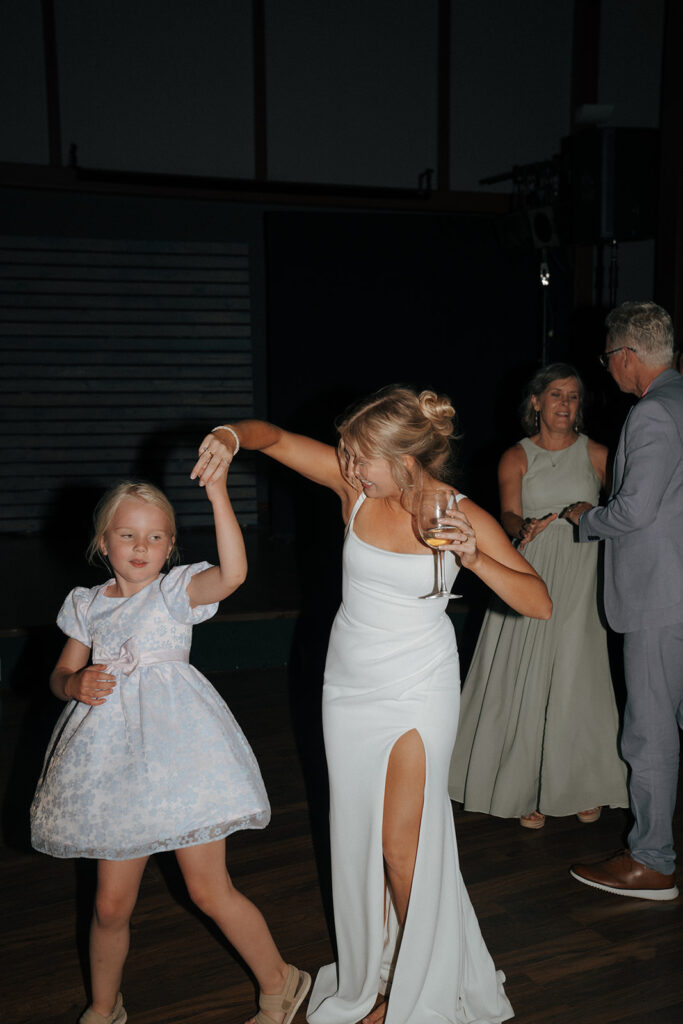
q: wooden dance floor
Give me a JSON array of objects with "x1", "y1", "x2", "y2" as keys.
[{"x1": 1, "y1": 664, "x2": 682, "y2": 1024}]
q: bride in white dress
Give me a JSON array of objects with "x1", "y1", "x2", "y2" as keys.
[{"x1": 195, "y1": 387, "x2": 552, "y2": 1024}]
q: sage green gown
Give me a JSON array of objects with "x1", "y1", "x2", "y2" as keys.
[{"x1": 448, "y1": 435, "x2": 628, "y2": 818}]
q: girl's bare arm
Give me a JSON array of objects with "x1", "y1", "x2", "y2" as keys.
[{"x1": 187, "y1": 466, "x2": 248, "y2": 607}]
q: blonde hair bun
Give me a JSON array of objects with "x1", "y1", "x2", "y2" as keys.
[
  {"x1": 337, "y1": 384, "x2": 460, "y2": 490},
  {"x1": 417, "y1": 390, "x2": 456, "y2": 437}
]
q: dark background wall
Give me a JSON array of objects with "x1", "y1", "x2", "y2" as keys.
[
  {"x1": 264, "y1": 210, "x2": 548, "y2": 505},
  {"x1": 0, "y1": 0, "x2": 679, "y2": 541}
]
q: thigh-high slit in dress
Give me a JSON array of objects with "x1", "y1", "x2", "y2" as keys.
[{"x1": 307, "y1": 494, "x2": 513, "y2": 1024}]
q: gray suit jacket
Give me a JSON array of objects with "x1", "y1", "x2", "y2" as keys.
[{"x1": 579, "y1": 369, "x2": 683, "y2": 633}]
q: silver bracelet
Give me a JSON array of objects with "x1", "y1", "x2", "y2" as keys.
[{"x1": 211, "y1": 424, "x2": 240, "y2": 455}]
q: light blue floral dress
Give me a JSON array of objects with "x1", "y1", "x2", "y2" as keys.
[{"x1": 31, "y1": 563, "x2": 270, "y2": 860}]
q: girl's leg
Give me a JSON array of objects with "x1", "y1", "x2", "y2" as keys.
[
  {"x1": 90, "y1": 857, "x2": 148, "y2": 1016},
  {"x1": 363, "y1": 729, "x2": 426, "y2": 1024},
  {"x1": 175, "y1": 840, "x2": 290, "y2": 1023}
]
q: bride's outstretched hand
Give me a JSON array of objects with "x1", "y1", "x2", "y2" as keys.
[{"x1": 191, "y1": 433, "x2": 235, "y2": 487}]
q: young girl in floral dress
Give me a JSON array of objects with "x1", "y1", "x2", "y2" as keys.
[{"x1": 31, "y1": 459, "x2": 309, "y2": 1024}]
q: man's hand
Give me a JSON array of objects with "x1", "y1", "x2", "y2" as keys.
[{"x1": 560, "y1": 501, "x2": 594, "y2": 526}]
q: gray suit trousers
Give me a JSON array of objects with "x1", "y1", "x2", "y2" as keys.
[{"x1": 623, "y1": 622, "x2": 683, "y2": 874}]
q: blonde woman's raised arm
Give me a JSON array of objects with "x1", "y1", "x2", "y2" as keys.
[{"x1": 191, "y1": 420, "x2": 355, "y2": 503}]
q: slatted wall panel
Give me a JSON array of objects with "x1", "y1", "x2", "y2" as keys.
[{"x1": 0, "y1": 236, "x2": 258, "y2": 533}]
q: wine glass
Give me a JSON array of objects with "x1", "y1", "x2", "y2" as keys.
[{"x1": 416, "y1": 487, "x2": 461, "y2": 599}]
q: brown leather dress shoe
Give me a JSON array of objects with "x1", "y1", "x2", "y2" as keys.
[{"x1": 570, "y1": 850, "x2": 679, "y2": 901}]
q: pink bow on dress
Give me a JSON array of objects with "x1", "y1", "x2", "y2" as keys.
[{"x1": 106, "y1": 637, "x2": 141, "y2": 676}]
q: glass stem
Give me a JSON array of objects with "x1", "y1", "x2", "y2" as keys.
[{"x1": 437, "y1": 549, "x2": 447, "y2": 593}]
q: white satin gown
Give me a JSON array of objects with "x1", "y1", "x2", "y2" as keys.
[{"x1": 307, "y1": 494, "x2": 513, "y2": 1024}]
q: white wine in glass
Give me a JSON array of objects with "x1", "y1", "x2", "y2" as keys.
[
  {"x1": 422, "y1": 526, "x2": 459, "y2": 548},
  {"x1": 416, "y1": 488, "x2": 461, "y2": 599}
]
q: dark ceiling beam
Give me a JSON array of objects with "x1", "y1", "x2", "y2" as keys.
[
  {"x1": 41, "y1": 0, "x2": 62, "y2": 168},
  {"x1": 437, "y1": 0, "x2": 451, "y2": 194},
  {"x1": 655, "y1": 0, "x2": 683, "y2": 334},
  {"x1": 252, "y1": 0, "x2": 268, "y2": 181},
  {"x1": 570, "y1": 0, "x2": 601, "y2": 125},
  {"x1": 569, "y1": 0, "x2": 601, "y2": 310},
  {"x1": 0, "y1": 161, "x2": 511, "y2": 214}
]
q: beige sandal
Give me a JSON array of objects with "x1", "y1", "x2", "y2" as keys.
[
  {"x1": 520, "y1": 810, "x2": 546, "y2": 829},
  {"x1": 79, "y1": 993, "x2": 127, "y2": 1024},
  {"x1": 254, "y1": 965, "x2": 311, "y2": 1024},
  {"x1": 577, "y1": 806, "x2": 602, "y2": 823}
]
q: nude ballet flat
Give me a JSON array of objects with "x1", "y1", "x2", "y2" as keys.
[{"x1": 79, "y1": 993, "x2": 127, "y2": 1024}]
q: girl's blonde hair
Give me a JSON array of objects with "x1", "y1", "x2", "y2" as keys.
[
  {"x1": 336, "y1": 385, "x2": 459, "y2": 490},
  {"x1": 86, "y1": 481, "x2": 178, "y2": 566}
]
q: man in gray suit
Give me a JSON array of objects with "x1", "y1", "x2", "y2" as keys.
[{"x1": 563, "y1": 300, "x2": 682, "y2": 901}]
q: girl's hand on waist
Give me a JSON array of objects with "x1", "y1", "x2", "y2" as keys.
[{"x1": 65, "y1": 664, "x2": 116, "y2": 705}]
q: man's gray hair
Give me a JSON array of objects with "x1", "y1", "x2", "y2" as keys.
[{"x1": 605, "y1": 301, "x2": 674, "y2": 368}]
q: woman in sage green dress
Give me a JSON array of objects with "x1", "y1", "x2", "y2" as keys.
[{"x1": 449, "y1": 364, "x2": 628, "y2": 828}]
